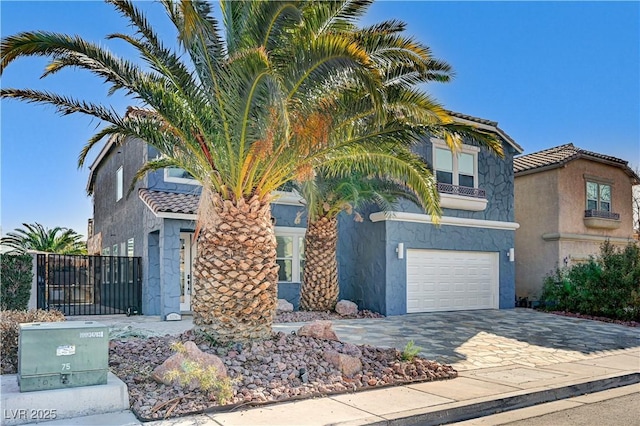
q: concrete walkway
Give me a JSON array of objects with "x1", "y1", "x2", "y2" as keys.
[{"x1": 43, "y1": 310, "x2": 640, "y2": 425}]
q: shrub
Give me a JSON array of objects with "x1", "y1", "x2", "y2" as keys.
[
  {"x1": 0, "y1": 254, "x2": 33, "y2": 311},
  {"x1": 0, "y1": 309, "x2": 65, "y2": 374},
  {"x1": 401, "y1": 340, "x2": 422, "y2": 362},
  {"x1": 163, "y1": 342, "x2": 235, "y2": 405},
  {"x1": 540, "y1": 241, "x2": 640, "y2": 321}
]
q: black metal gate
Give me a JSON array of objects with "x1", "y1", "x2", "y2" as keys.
[{"x1": 36, "y1": 254, "x2": 142, "y2": 316}]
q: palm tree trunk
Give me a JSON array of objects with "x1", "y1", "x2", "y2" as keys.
[
  {"x1": 192, "y1": 190, "x2": 278, "y2": 343},
  {"x1": 300, "y1": 215, "x2": 339, "y2": 311}
]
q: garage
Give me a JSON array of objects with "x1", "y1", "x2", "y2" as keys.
[{"x1": 406, "y1": 249, "x2": 499, "y2": 313}]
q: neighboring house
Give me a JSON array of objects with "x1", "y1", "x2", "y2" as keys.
[
  {"x1": 513, "y1": 143, "x2": 640, "y2": 303},
  {"x1": 87, "y1": 109, "x2": 522, "y2": 318}
]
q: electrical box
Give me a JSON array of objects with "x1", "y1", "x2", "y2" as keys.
[{"x1": 18, "y1": 321, "x2": 109, "y2": 392}]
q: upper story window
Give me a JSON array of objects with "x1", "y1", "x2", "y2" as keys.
[
  {"x1": 586, "y1": 181, "x2": 611, "y2": 212},
  {"x1": 116, "y1": 166, "x2": 123, "y2": 201},
  {"x1": 165, "y1": 167, "x2": 200, "y2": 185},
  {"x1": 432, "y1": 142, "x2": 479, "y2": 189},
  {"x1": 275, "y1": 227, "x2": 305, "y2": 283}
]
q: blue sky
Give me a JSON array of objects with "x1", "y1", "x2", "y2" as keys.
[{"x1": 1, "y1": 1, "x2": 639, "y2": 238}]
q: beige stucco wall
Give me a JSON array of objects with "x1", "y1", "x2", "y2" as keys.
[
  {"x1": 514, "y1": 168, "x2": 560, "y2": 300},
  {"x1": 557, "y1": 158, "x2": 635, "y2": 237},
  {"x1": 515, "y1": 159, "x2": 636, "y2": 301}
]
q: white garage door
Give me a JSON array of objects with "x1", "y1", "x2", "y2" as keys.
[{"x1": 406, "y1": 249, "x2": 498, "y2": 313}]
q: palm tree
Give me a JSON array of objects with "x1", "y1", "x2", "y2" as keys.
[
  {"x1": 293, "y1": 19, "x2": 504, "y2": 311},
  {"x1": 1, "y1": 223, "x2": 87, "y2": 255},
  {"x1": 298, "y1": 174, "x2": 424, "y2": 311},
  {"x1": 0, "y1": 0, "x2": 454, "y2": 341}
]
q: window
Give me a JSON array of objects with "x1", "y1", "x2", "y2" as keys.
[
  {"x1": 275, "y1": 228, "x2": 305, "y2": 282},
  {"x1": 432, "y1": 142, "x2": 479, "y2": 188},
  {"x1": 586, "y1": 182, "x2": 611, "y2": 212},
  {"x1": 102, "y1": 247, "x2": 110, "y2": 283},
  {"x1": 116, "y1": 166, "x2": 123, "y2": 201},
  {"x1": 127, "y1": 238, "x2": 134, "y2": 257},
  {"x1": 165, "y1": 167, "x2": 199, "y2": 185}
]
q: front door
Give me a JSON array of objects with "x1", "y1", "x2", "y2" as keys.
[{"x1": 180, "y1": 233, "x2": 195, "y2": 312}]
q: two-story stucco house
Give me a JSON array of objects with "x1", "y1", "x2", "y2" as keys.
[
  {"x1": 513, "y1": 144, "x2": 640, "y2": 303},
  {"x1": 86, "y1": 109, "x2": 522, "y2": 318}
]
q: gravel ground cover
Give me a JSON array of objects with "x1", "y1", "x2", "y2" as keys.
[{"x1": 109, "y1": 311, "x2": 456, "y2": 421}]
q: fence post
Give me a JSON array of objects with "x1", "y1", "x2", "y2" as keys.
[{"x1": 28, "y1": 252, "x2": 38, "y2": 310}]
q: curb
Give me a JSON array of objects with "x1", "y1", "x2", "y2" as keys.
[{"x1": 370, "y1": 373, "x2": 640, "y2": 426}]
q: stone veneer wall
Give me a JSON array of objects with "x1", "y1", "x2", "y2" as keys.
[{"x1": 337, "y1": 138, "x2": 518, "y2": 315}]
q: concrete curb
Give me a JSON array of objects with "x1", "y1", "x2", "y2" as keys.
[
  {"x1": 374, "y1": 373, "x2": 640, "y2": 426},
  {"x1": 0, "y1": 373, "x2": 130, "y2": 426}
]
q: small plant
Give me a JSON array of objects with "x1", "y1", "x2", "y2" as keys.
[
  {"x1": 163, "y1": 343, "x2": 235, "y2": 405},
  {"x1": 401, "y1": 340, "x2": 422, "y2": 362}
]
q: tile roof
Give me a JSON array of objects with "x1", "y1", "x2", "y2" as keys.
[
  {"x1": 138, "y1": 189, "x2": 199, "y2": 216},
  {"x1": 514, "y1": 143, "x2": 639, "y2": 182}
]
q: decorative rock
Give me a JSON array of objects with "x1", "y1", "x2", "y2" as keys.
[
  {"x1": 324, "y1": 350, "x2": 362, "y2": 378},
  {"x1": 277, "y1": 299, "x2": 294, "y2": 312},
  {"x1": 297, "y1": 320, "x2": 339, "y2": 341},
  {"x1": 152, "y1": 341, "x2": 227, "y2": 387},
  {"x1": 335, "y1": 300, "x2": 358, "y2": 316}
]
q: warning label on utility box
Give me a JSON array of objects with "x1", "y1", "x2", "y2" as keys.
[{"x1": 56, "y1": 345, "x2": 76, "y2": 356}]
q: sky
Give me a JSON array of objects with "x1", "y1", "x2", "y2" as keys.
[{"x1": 1, "y1": 1, "x2": 639, "y2": 239}]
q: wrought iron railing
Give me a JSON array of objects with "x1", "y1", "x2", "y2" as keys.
[
  {"x1": 437, "y1": 182, "x2": 486, "y2": 198},
  {"x1": 584, "y1": 210, "x2": 620, "y2": 220}
]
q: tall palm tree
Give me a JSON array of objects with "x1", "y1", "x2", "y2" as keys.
[
  {"x1": 0, "y1": 0, "x2": 446, "y2": 341},
  {"x1": 1, "y1": 223, "x2": 87, "y2": 255}
]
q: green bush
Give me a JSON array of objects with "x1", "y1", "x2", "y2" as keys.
[
  {"x1": 1, "y1": 309, "x2": 65, "y2": 374},
  {"x1": 0, "y1": 254, "x2": 33, "y2": 311},
  {"x1": 540, "y1": 241, "x2": 640, "y2": 321}
]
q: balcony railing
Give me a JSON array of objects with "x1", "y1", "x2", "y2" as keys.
[
  {"x1": 437, "y1": 182, "x2": 486, "y2": 199},
  {"x1": 584, "y1": 209, "x2": 620, "y2": 220}
]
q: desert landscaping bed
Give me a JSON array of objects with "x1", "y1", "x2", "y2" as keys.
[{"x1": 109, "y1": 319, "x2": 456, "y2": 421}]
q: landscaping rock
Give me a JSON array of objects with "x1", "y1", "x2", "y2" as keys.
[
  {"x1": 335, "y1": 300, "x2": 358, "y2": 316},
  {"x1": 297, "y1": 320, "x2": 339, "y2": 341},
  {"x1": 324, "y1": 350, "x2": 362, "y2": 377},
  {"x1": 276, "y1": 299, "x2": 294, "y2": 312},
  {"x1": 152, "y1": 341, "x2": 227, "y2": 386}
]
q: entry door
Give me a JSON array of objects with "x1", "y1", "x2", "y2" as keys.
[{"x1": 180, "y1": 233, "x2": 195, "y2": 312}]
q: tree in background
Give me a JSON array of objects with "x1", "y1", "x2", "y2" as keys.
[{"x1": 1, "y1": 223, "x2": 87, "y2": 255}]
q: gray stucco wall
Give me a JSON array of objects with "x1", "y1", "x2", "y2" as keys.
[{"x1": 92, "y1": 137, "x2": 147, "y2": 257}]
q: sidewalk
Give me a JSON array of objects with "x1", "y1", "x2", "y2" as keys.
[{"x1": 23, "y1": 310, "x2": 640, "y2": 425}]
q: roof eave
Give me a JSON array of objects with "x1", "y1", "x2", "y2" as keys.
[{"x1": 449, "y1": 113, "x2": 523, "y2": 154}]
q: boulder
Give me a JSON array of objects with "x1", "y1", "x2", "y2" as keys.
[
  {"x1": 277, "y1": 299, "x2": 294, "y2": 312},
  {"x1": 335, "y1": 300, "x2": 358, "y2": 316},
  {"x1": 297, "y1": 320, "x2": 339, "y2": 341},
  {"x1": 152, "y1": 341, "x2": 227, "y2": 387},
  {"x1": 324, "y1": 350, "x2": 362, "y2": 377}
]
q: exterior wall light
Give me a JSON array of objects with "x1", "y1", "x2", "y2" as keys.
[
  {"x1": 396, "y1": 243, "x2": 404, "y2": 259},
  {"x1": 507, "y1": 247, "x2": 515, "y2": 262}
]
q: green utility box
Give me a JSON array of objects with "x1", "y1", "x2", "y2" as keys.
[{"x1": 18, "y1": 321, "x2": 109, "y2": 392}]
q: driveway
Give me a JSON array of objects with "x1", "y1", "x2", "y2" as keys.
[
  {"x1": 77, "y1": 308, "x2": 639, "y2": 372},
  {"x1": 274, "y1": 309, "x2": 640, "y2": 371}
]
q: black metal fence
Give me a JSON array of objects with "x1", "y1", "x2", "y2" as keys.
[{"x1": 36, "y1": 254, "x2": 142, "y2": 316}]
